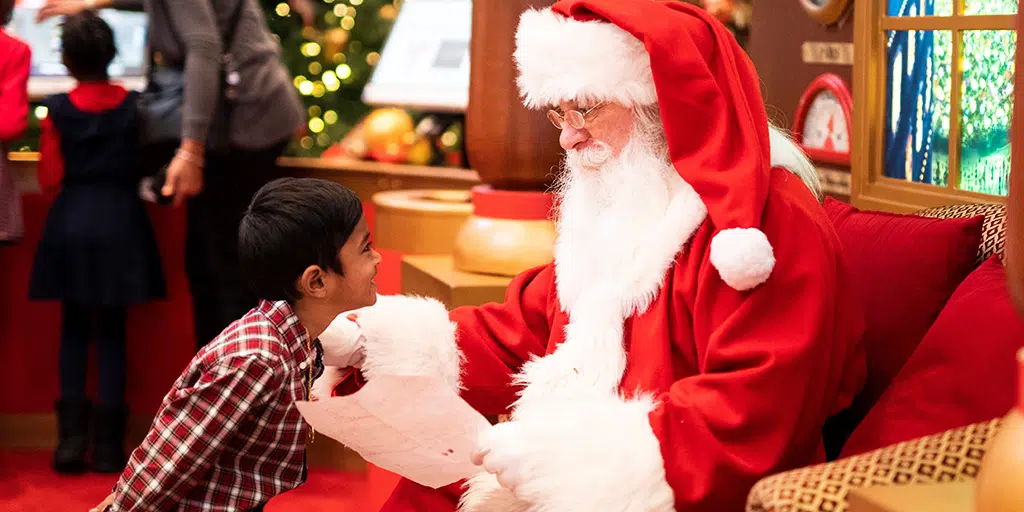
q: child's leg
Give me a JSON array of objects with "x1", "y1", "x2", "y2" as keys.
[
  {"x1": 54, "y1": 302, "x2": 92, "y2": 474},
  {"x1": 58, "y1": 302, "x2": 90, "y2": 400},
  {"x1": 91, "y1": 305, "x2": 129, "y2": 474},
  {"x1": 94, "y1": 306, "x2": 126, "y2": 408}
]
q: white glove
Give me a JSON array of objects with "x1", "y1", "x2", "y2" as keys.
[
  {"x1": 472, "y1": 421, "x2": 530, "y2": 493},
  {"x1": 319, "y1": 313, "x2": 366, "y2": 368},
  {"x1": 469, "y1": 398, "x2": 676, "y2": 512}
]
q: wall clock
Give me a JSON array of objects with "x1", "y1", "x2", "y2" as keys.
[
  {"x1": 793, "y1": 73, "x2": 853, "y2": 166},
  {"x1": 800, "y1": 0, "x2": 852, "y2": 25}
]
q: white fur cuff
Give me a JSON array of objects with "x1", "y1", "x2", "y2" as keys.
[
  {"x1": 709, "y1": 227, "x2": 775, "y2": 291},
  {"x1": 478, "y1": 396, "x2": 675, "y2": 512},
  {"x1": 353, "y1": 295, "x2": 463, "y2": 394}
]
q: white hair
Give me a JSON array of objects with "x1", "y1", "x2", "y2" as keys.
[
  {"x1": 632, "y1": 105, "x2": 824, "y2": 202},
  {"x1": 766, "y1": 125, "x2": 823, "y2": 202}
]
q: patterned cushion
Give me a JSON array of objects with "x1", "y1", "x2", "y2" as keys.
[
  {"x1": 918, "y1": 203, "x2": 1006, "y2": 265},
  {"x1": 746, "y1": 418, "x2": 1001, "y2": 512}
]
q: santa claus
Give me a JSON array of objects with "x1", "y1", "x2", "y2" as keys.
[{"x1": 320, "y1": 0, "x2": 866, "y2": 510}]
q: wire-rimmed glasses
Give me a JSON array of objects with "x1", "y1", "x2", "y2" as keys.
[{"x1": 547, "y1": 102, "x2": 606, "y2": 130}]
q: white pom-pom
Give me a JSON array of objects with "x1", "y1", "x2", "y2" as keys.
[{"x1": 709, "y1": 228, "x2": 775, "y2": 291}]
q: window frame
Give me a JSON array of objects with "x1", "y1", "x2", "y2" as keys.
[{"x1": 851, "y1": 0, "x2": 1013, "y2": 213}]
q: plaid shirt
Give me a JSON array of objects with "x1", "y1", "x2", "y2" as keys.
[{"x1": 110, "y1": 300, "x2": 324, "y2": 511}]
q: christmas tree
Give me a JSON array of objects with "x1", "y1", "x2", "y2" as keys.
[{"x1": 262, "y1": 0, "x2": 399, "y2": 157}]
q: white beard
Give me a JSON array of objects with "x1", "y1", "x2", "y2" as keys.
[{"x1": 552, "y1": 130, "x2": 689, "y2": 316}]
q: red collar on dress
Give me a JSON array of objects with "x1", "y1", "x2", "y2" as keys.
[{"x1": 68, "y1": 81, "x2": 129, "y2": 113}]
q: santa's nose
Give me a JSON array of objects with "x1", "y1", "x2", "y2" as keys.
[{"x1": 559, "y1": 126, "x2": 590, "y2": 150}]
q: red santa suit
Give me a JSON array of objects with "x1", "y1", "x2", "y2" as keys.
[{"x1": 334, "y1": 1, "x2": 866, "y2": 510}]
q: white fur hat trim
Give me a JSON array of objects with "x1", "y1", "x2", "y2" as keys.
[{"x1": 513, "y1": 8, "x2": 657, "y2": 109}]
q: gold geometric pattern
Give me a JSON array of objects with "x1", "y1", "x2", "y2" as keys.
[
  {"x1": 746, "y1": 418, "x2": 1002, "y2": 512},
  {"x1": 918, "y1": 203, "x2": 1006, "y2": 265}
]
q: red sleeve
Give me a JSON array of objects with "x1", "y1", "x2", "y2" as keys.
[
  {"x1": 449, "y1": 264, "x2": 555, "y2": 415},
  {"x1": 0, "y1": 42, "x2": 30, "y2": 142},
  {"x1": 653, "y1": 189, "x2": 866, "y2": 510},
  {"x1": 37, "y1": 117, "x2": 65, "y2": 192}
]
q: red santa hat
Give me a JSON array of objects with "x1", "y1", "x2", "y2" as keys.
[{"x1": 514, "y1": 0, "x2": 775, "y2": 291}]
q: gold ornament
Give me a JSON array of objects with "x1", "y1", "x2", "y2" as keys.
[
  {"x1": 406, "y1": 137, "x2": 434, "y2": 166},
  {"x1": 363, "y1": 108, "x2": 415, "y2": 163}
]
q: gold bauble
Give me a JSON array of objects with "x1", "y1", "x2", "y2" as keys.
[
  {"x1": 363, "y1": 108, "x2": 415, "y2": 159},
  {"x1": 406, "y1": 137, "x2": 434, "y2": 165}
]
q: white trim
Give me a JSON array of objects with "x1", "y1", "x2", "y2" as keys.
[{"x1": 513, "y1": 8, "x2": 657, "y2": 109}]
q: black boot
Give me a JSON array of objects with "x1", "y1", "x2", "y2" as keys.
[
  {"x1": 53, "y1": 398, "x2": 90, "y2": 474},
  {"x1": 91, "y1": 405, "x2": 128, "y2": 474}
]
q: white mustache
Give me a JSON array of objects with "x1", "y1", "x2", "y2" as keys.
[{"x1": 566, "y1": 140, "x2": 614, "y2": 170}]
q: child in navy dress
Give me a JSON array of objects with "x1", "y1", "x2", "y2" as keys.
[{"x1": 28, "y1": 11, "x2": 165, "y2": 475}]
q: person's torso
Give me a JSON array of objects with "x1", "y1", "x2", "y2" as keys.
[
  {"x1": 145, "y1": 0, "x2": 279, "y2": 72},
  {"x1": 41, "y1": 88, "x2": 155, "y2": 242},
  {"x1": 0, "y1": 31, "x2": 30, "y2": 85},
  {"x1": 45, "y1": 90, "x2": 141, "y2": 189},
  {"x1": 0, "y1": 31, "x2": 31, "y2": 142},
  {"x1": 143, "y1": 0, "x2": 305, "y2": 146},
  {"x1": 171, "y1": 303, "x2": 314, "y2": 508}
]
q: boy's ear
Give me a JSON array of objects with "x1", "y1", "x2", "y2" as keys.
[{"x1": 297, "y1": 265, "x2": 328, "y2": 299}]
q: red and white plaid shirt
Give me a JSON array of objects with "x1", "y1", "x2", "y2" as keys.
[{"x1": 110, "y1": 300, "x2": 323, "y2": 511}]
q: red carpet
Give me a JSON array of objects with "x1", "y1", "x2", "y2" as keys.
[{"x1": 0, "y1": 450, "x2": 368, "y2": 511}]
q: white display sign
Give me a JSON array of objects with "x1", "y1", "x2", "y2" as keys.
[{"x1": 362, "y1": 0, "x2": 472, "y2": 112}]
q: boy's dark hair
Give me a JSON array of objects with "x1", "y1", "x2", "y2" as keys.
[
  {"x1": 1, "y1": 0, "x2": 14, "y2": 26},
  {"x1": 60, "y1": 11, "x2": 117, "y2": 81},
  {"x1": 239, "y1": 177, "x2": 364, "y2": 302}
]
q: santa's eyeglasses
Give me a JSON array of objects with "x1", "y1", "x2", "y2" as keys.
[{"x1": 547, "y1": 102, "x2": 606, "y2": 130}]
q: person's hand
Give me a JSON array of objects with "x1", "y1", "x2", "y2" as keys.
[
  {"x1": 470, "y1": 398, "x2": 675, "y2": 511},
  {"x1": 319, "y1": 313, "x2": 366, "y2": 368},
  {"x1": 88, "y1": 492, "x2": 115, "y2": 512},
  {"x1": 161, "y1": 150, "x2": 204, "y2": 208},
  {"x1": 289, "y1": 0, "x2": 316, "y2": 28},
  {"x1": 36, "y1": 0, "x2": 89, "y2": 22}
]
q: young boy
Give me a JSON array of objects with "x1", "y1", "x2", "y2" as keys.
[{"x1": 91, "y1": 177, "x2": 381, "y2": 512}]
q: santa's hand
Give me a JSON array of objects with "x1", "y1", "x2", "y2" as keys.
[
  {"x1": 472, "y1": 421, "x2": 529, "y2": 493},
  {"x1": 319, "y1": 313, "x2": 366, "y2": 368},
  {"x1": 469, "y1": 398, "x2": 676, "y2": 512}
]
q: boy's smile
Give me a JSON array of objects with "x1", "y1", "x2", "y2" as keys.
[{"x1": 336, "y1": 216, "x2": 382, "y2": 311}]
